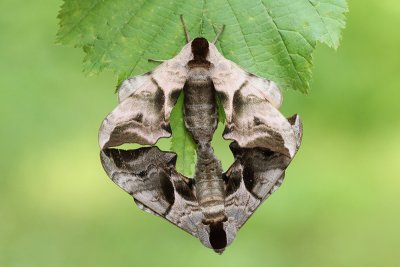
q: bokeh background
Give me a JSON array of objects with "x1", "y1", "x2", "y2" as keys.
[{"x1": 1, "y1": 0, "x2": 399, "y2": 266}]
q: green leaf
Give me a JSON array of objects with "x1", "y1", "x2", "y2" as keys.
[
  {"x1": 57, "y1": 0, "x2": 348, "y2": 92},
  {"x1": 169, "y1": 92, "x2": 196, "y2": 177},
  {"x1": 57, "y1": 0, "x2": 347, "y2": 175},
  {"x1": 216, "y1": 95, "x2": 226, "y2": 125}
]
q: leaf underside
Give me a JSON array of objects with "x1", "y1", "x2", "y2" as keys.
[
  {"x1": 170, "y1": 92, "x2": 197, "y2": 176},
  {"x1": 57, "y1": 0, "x2": 348, "y2": 176}
]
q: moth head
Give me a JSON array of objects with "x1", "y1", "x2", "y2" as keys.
[
  {"x1": 191, "y1": 37, "x2": 209, "y2": 60},
  {"x1": 197, "y1": 217, "x2": 238, "y2": 254},
  {"x1": 208, "y1": 221, "x2": 227, "y2": 254}
]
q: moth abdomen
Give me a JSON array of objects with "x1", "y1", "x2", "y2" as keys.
[
  {"x1": 183, "y1": 70, "x2": 218, "y2": 143},
  {"x1": 194, "y1": 142, "x2": 225, "y2": 222}
]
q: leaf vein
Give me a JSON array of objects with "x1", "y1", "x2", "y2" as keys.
[
  {"x1": 260, "y1": 1, "x2": 306, "y2": 87},
  {"x1": 225, "y1": 0, "x2": 258, "y2": 70},
  {"x1": 58, "y1": 0, "x2": 105, "y2": 43},
  {"x1": 125, "y1": 0, "x2": 186, "y2": 78},
  {"x1": 307, "y1": 0, "x2": 336, "y2": 46}
]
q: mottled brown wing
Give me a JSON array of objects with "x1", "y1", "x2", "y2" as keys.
[
  {"x1": 223, "y1": 115, "x2": 303, "y2": 231},
  {"x1": 208, "y1": 43, "x2": 297, "y2": 158},
  {"x1": 99, "y1": 44, "x2": 192, "y2": 149},
  {"x1": 100, "y1": 147, "x2": 210, "y2": 241},
  {"x1": 100, "y1": 147, "x2": 178, "y2": 216},
  {"x1": 224, "y1": 84, "x2": 298, "y2": 157}
]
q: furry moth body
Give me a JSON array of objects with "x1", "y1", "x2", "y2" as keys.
[
  {"x1": 184, "y1": 38, "x2": 225, "y2": 228},
  {"x1": 99, "y1": 23, "x2": 302, "y2": 253}
]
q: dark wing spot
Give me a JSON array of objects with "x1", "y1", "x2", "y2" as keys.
[
  {"x1": 224, "y1": 167, "x2": 242, "y2": 196},
  {"x1": 261, "y1": 149, "x2": 274, "y2": 158},
  {"x1": 138, "y1": 170, "x2": 147, "y2": 177},
  {"x1": 161, "y1": 122, "x2": 172, "y2": 134},
  {"x1": 232, "y1": 89, "x2": 245, "y2": 114},
  {"x1": 165, "y1": 152, "x2": 177, "y2": 167},
  {"x1": 134, "y1": 113, "x2": 143, "y2": 123},
  {"x1": 264, "y1": 128, "x2": 289, "y2": 156},
  {"x1": 238, "y1": 80, "x2": 248, "y2": 90},
  {"x1": 174, "y1": 179, "x2": 196, "y2": 202},
  {"x1": 150, "y1": 78, "x2": 166, "y2": 111},
  {"x1": 242, "y1": 164, "x2": 255, "y2": 192},
  {"x1": 170, "y1": 90, "x2": 181, "y2": 105},
  {"x1": 228, "y1": 142, "x2": 241, "y2": 157},
  {"x1": 160, "y1": 173, "x2": 175, "y2": 206},
  {"x1": 103, "y1": 149, "x2": 123, "y2": 168},
  {"x1": 222, "y1": 126, "x2": 231, "y2": 136},
  {"x1": 287, "y1": 114, "x2": 298, "y2": 125},
  {"x1": 253, "y1": 116, "x2": 263, "y2": 126},
  {"x1": 216, "y1": 92, "x2": 228, "y2": 105}
]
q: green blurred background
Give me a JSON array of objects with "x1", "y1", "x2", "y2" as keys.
[{"x1": 1, "y1": 0, "x2": 399, "y2": 266}]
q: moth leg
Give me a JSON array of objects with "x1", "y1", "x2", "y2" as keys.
[
  {"x1": 287, "y1": 114, "x2": 303, "y2": 150},
  {"x1": 212, "y1": 24, "x2": 225, "y2": 44},
  {"x1": 180, "y1": 14, "x2": 191, "y2": 43},
  {"x1": 147, "y1": 58, "x2": 167, "y2": 63}
]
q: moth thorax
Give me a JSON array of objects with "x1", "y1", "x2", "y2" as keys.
[{"x1": 187, "y1": 67, "x2": 211, "y2": 84}]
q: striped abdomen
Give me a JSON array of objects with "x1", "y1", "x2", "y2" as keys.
[{"x1": 183, "y1": 67, "x2": 225, "y2": 224}]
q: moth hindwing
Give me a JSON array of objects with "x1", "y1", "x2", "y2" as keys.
[{"x1": 99, "y1": 17, "x2": 302, "y2": 253}]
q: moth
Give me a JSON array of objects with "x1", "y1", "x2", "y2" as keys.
[{"x1": 99, "y1": 16, "x2": 302, "y2": 253}]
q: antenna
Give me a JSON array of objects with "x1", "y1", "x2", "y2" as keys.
[
  {"x1": 180, "y1": 15, "x2": 191, "y2": 43},
  {"x1": 213, "y1": 25, "x2": 225, "y2": 44}
]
